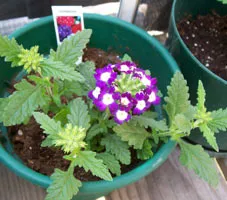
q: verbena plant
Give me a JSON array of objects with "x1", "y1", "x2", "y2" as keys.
[{"x1": 0, "y1": 30, "x2": 227, "y2": 200}]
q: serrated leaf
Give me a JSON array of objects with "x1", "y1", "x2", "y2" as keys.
[
  {"x1": 137, "y1": 140, "x2": 153, "y2": 160},
  {"x1": 179, "y1": 140, "x2": 219, "y2": 187},
  {"x1": 40, "y1": 59, "x2": 85, "y2": 82},
  {"x1": 0, "y1": 98, "x2": 8, "y2": 122},
  {"x1": 164, "y1": 72, "x2": 190, "y2": 124},
  {"x1": 45, "y1": 167, "x2": 82, "y2": 200},
  {"x1": 199, "y1": 124, "x2": 219, "y2": 152},
  {"x1": 53, "y1": 124, "x2": 86, "y2": 153},
  {"x1": 33, "y1": 112, "x2": 62, "y2": 135},
  {"x1": 74, "y1": 150, "x2": 112, "y2": 181},
  {"x1": 77, "y1": 61, "x2": 96, "y2": 90},
  {"x1": 113, "y1": 123, "x2": 150, "y2": 149},
  {"x1": 68, "y1": 98, "x2": 90, "y2": 130},
  {"x1": 101, "y1": 134, "x2": 131, "y2": 165},
  {"x1": 86, "y1": 124, "x2": 105, "y2": 141},
  {"x1": 0, "y1": 35, "x2": 22, "y2": 67},
  {"x1": 97, "y1": 152, "x2": 121, "y2": 176},
  {"x1": 183, "y1": 105, "x2": 196, "y2": 121},
  {"x1": 28, "y1": 75, "x2": 52, "y2": 87},
  {"x1": 54, "y1": 108, "x2": 70, "y2": 125},
  {"x1": 33, "y1": 112, "x2": 62, "y2": 147},
  {"x1": 197, "y1": 81, "x2": 206, "y2": 113},
  {"x1": 208, "y1": 108, "x2": 227, "y2": 133},
  {"x1": 132, "y1": 112, "x2": 168, "y2": 131},
  {"x1": 174, "y1": 114, "x2": 191, "y2": 133},
  {"x1": 60, "y1": 80, "x2": 87, "y2": 97},
  {"x1": 122, "y1": 54, "x2": 132, "y2": 62},
  {"x1": 2, "y1": 80, "x2": 48, "y2": 126},
  {"x1": 52, "y1": 30, "x2": 92, "y2": 66}
]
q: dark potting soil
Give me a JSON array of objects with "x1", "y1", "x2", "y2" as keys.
[
  {"x1": 177, "y1": 11, "x2": 227, "y2": 81},
  {"x1": 8, "y1": 48, "x2": 141, "y2": 181}
]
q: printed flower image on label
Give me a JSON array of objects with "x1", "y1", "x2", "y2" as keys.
[
  {"x1": 52, "y1": 6, "x2": 84, "y2": 45},
  {"x1": 57, "y1": 16, "x2": 82, "y2": 42}
]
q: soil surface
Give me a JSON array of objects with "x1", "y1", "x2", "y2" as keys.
[
  {"x1": 8, "y1": 48, "x2": 140, "y2": 181},
  {"x1": 177, "y1": 11, "x2": 227, "y2": 81}
]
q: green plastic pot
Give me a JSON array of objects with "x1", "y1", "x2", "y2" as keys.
[
  {"x1": 0, "y1": 14, "x2": 178, "y2": 200},
  {"x1": 166, "y1": 0, "x2": 227, "y2": 155}
]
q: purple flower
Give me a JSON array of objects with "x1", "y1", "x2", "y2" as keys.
[
  {"x1": 113, "y1": 107, "x2": 131, "y2": 124},
  {"x1": 94, "y1": 65, "x2": 117, "y2": 84},
  {"x1": 145, "y1": 87, "x2": 161, "y2": 105},
  {"x1": 88, "y1": 61, "x2": 161, "y2": 125},
  {"x1": 58, "y1": 25, "x2": 72, "y2": 42},
  {"x1": 133, "y1": 92, "x2": 150, "y2": 115},
  {"x1": 116, "y1": 61, "x2": 136, "y2": 74},
  {"x1": 88, "y1": 81, "x2": 108, "y2": 100},
  {"x1": 119, "y1": 93, "x2": 133, "y2": 110},
  {"x1": 94, "y1": 90, "x2": 118, "y2": 111}
]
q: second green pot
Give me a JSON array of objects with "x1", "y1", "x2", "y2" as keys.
[{"x1": 166, "y1": 0, "x2": 227, "y2": 154}]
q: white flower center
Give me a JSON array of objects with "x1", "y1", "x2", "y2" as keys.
[
  {"x1": 100, "y1": 72, "x2": 111, "y2": 82},
  {"x1": 116, "y1": 110, "x2": 128, "y2": 121},
  {"x1": 141, "y1": 76, "x2": 151, "y2": 86},
  {"x1": 92, "y1": 87, "x2": 101, "y2": 99},
  {"x1": 103, "y1": 93, "x2": 114, "y2": 105},
  {"x1": 121, "y1": 97, "x2": 130, "y2": 106},
  {"x1": 148, "y1": 92, "x2": 156, "y2": 102},
  {"x1": 120, "y1": 65, "x2": 130, "y2": 72},
  {"x1": 136, "y1": 100, "x2": 146, "y2": 110}
]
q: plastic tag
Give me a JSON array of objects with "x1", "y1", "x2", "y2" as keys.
[{"x1": 52, "y1": 6, "x2": 84, "y2": 45}]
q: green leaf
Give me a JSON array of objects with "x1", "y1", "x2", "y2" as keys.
[
  {"x1": 174, "y1": 114, "x2": 191, "y2": 133},
  {"x1": 97, "y1": 152, "x2": 121, "y2": 176},
  {"x1": 2, "y1": 80, "x2": 48, "y2": 126},
  {"x1": 74, "y1": 150, "x2": 112, "y2": 181},
  {"x1": 52, "y1": 30, "x2": 92, "y2": 66},
  {"x1": 33, "y1": 112, "x2": 62, "y2": 147},
  {"x1": 0, "y1": 35, "x2": 22, "y2": 67},
  {"x1": 199, "y1": 124, "x2": 219, "y2": 152},
  {"x1": 197, "y1": 81, "x2": 206, "y2": 113},
  {"x1": 68, "y1": 98, "x2": 90, "y2": 130},
  {"x1": 113, "y1": 123, "x2": 150, "y2": 149},
  {"x1": 86, "y1": 124, "x2": 105, "y2": 141},
  {"x1": 122, "y1": 54, "x2": 132, "y2": 62},
  {"x1": 45, "y1": 167, "x2": 82, "y2": 200},
  {"x1": 0, "y1": 98, "x2": 8, "y2": 122},
  {"x1": 51, "y1": 124, "x2": 86, "y2": 153},
  {"x1": 40, "y1": 59, "x2": 85, "y2": 82},
  {"x1": 164, "y1": 72, "x2": 190, "y2": 124},
  {"x1": 28, "y1": 75, "x2": 52, "y2": 87},
  {"x1": 101, "y1": 134, "x2": 131, "y2": 165},
  {"x1": 33, "y1": 112, "x2": 62, "y2": 135},
  {"x1": 60, "y1": 80, "x2": 86, "y2": 97},
  {"x1": 132, "y1": 112, "x2": 168, "y2": 131},
  {"x1": 137, "y1": 140, "x2": 153, "y2": 160},
  {"x1": 208, "y1": 108, "x2": 227, "y2": 133},
  {"x1": 179, "y1": 140, "x2": 219, "y2": 187},
  {"x1": 183, "y1": 105, "x2": 196, "y2": 121},
  {"x1": 77, "y1": 61, "x2": 96, "y2": 90},
  {"x1": 54, "y1": 108, "x2": 70, "y2": 125}
]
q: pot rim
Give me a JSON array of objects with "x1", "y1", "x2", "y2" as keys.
[
  {"x1": 171, "y1": 0, "x2": 227, "y2": 85},
  {"x1": 0, "y1": 14, "x2": 178, "y2": 192}
]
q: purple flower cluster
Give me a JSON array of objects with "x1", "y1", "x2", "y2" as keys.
[
  {"x1": 58, "y1": 25, "x2": 72, "y2": 42},
  {"x1": 88, "y1": 62, "x2": 160, "y2": 124}
]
